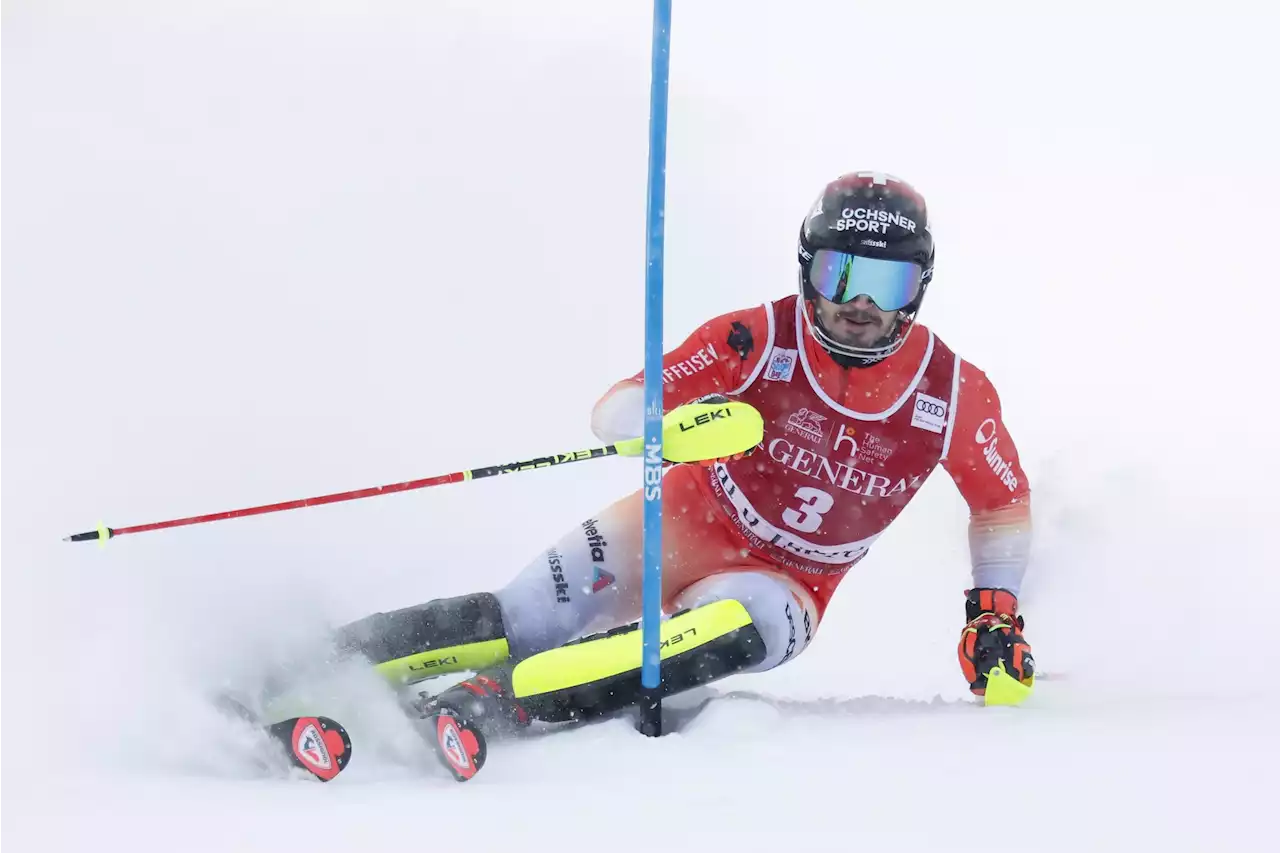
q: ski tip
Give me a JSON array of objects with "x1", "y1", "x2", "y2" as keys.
[
  {"x1": 428, "y1": 709, "x2": 487, "y2": 782},
  {"x1": 272, "y1": 716, "x2": 353, "y2": 782}
]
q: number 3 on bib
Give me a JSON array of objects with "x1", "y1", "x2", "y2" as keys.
[{"x1": 781, "y1": 486, "x2": 834, "y2": 533}]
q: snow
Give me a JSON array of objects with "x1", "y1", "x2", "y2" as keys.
[{"x1": 4, "y1": 2, "x2": 1279, "y2": 851}]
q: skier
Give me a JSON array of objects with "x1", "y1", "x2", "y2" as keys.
[{"x1": 338, "y1": 172, "x2": 1034, "y2": 762}]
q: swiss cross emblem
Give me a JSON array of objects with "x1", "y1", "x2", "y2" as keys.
[{"x1": 855, "y1": 171, "x2": 901, "y2": 186}]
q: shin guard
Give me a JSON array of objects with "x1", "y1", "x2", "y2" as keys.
[
  {"x1": 509, "y1": 599, "x2": 765, "y2": 723},
  {"x1": 337, "y1": 593, "x2": 511, "y2": 685}
]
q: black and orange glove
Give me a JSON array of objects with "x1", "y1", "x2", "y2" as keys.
[
  {"x1": 683, "y1": 393, "x2": 757, "y2": 467},
  {"x1": 957, "y1": 588, "x2": 1035, "y2": 695}
]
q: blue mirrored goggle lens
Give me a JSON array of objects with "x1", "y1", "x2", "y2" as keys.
[{"x1": 807, "y1": 250, "x2": 923, "y2": 311}]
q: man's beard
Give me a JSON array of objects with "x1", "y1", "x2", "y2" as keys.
[{"x1": 825, "y1": 306, "x2": 895, "y2": 347}]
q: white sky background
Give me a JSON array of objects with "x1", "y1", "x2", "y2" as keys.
[{"x1": 4, "y1": 2, "x2": 1280, "y2": 850}]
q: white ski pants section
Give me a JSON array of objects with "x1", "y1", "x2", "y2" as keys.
[{"x1": 492, "y1": 475, "x2": 821, "y2": 673}]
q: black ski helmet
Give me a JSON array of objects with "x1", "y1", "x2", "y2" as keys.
[{"x1": 797, "y1": 172, "x2": 934, "y2": 366}]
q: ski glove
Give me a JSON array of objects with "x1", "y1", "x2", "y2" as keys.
[
  {"x1": 683, "y1": 393, "x2": 756, "y2": 467},
  {"x1": 957, "y1": 588, "x2": 1035, "y2": 695}
]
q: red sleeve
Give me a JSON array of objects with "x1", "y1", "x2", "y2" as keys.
[
  {"x1": 605, "y1": 303, "x2": 771, "y2": 406},
  {"x1": 590, "y1": 305, "x2": 770, "y2": 442},
  {"x1": 943, "y1": 360, "x2": 1031, "y2": 512},
  {"x1": 943, "y1": 360, "x2": 1033, "y2": 593},
  {"x1": 635, "y1": 304, "x2": 769, "y2": 406}
]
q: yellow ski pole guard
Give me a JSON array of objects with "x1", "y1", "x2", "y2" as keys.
[
  {"x1": 616, "y1": 400, "x2": 764, "y2": 463},
  {"x1": 983, "y1": 659, "x2": 1035, "y2": 707}
]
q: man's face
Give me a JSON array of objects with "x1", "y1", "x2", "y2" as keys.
[{"x1": 812, "y1": 294, "x2": 898, "y2": 350}]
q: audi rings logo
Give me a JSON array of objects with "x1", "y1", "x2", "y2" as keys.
[
  {"x1": 910, "y1": 391, "x2": 948, "y2": 434},
  {"x1": 916, "y1": 399, "x2": 946, "y2": 418}
]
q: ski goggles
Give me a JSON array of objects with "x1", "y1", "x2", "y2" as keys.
[{"x1": 806, "y1": 249, "x2": 924, "y2": 312}]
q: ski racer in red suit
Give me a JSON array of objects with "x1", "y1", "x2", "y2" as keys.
[{"x1": 338, "y1": 172, "x2": 1034, "y2": 745}]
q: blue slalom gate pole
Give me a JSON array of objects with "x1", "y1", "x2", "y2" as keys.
[{"x1": 639, "y1": 0, "x2": 672, "y2": 738}]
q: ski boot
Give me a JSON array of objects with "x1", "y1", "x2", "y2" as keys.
[{"x1": 414, "y1": 669, "x2": 529, "y2": 781}]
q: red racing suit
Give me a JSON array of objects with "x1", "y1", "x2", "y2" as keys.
[{"x1": 591, "y1": 295, "x2": 1032, "y2": 618}]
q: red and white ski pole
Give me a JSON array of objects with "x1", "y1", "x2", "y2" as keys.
[{"x1": 63, "y1": 399, "x2": 763, "y2": 544}]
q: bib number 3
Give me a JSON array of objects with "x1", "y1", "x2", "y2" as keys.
[{"x1": 781, "y1": 486, "x2": 834, "y2": 533}]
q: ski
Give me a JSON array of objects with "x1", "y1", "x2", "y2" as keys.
[
  {"x1": 264, "y1": 715, "x2": 353, "y2": 782},
  {"x1": 217, "y1": 689, "x2": 486, "y2": 783},
  {"x1": 421, "y1": 707, "x2": 488, "y2": 782},
  {"x1": 214, "y1": 694, "x2": 354, "y2": 782}
]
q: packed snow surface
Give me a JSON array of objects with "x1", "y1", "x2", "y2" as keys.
[{"x1": 4, "y1": 2, "x2": 1278, "y2": 851}]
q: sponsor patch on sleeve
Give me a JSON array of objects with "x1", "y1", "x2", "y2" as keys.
[
  {"x1": 764, "y1": 348, "x2": 798, "y2": 382},
  {"x1": 910, "y1": 392, "x2": 948, "y2": 433}
]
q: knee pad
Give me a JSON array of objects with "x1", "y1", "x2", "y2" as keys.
[
  {"x1": 673, "y1": 572, "x2": 819, "y2": 672},
  {"x1": 337, "y1": 593, "x2": 511, "y2": 685}
]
